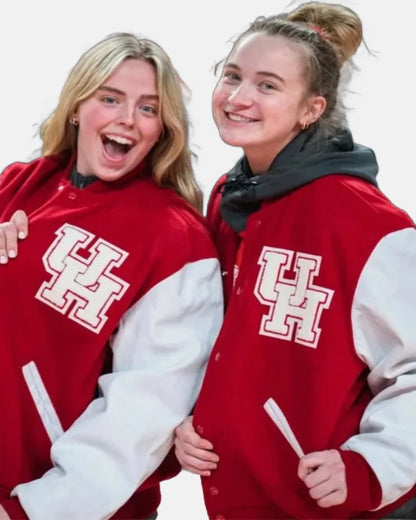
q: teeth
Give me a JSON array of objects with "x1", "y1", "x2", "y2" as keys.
[
  {"x1": 227, "y1": 113, "x2": 254, "y2": 123},
  {"x1": 105, "y1": 134, "x2": 134, "y2": 145}
]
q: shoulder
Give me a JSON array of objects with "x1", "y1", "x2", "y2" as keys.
[
  {"x1": 1, "y1": 157, "x2": 39, "y2": 181},
  {"x1": 0, "y1": 156, "x2": 43, "y2": 191},
  {"x1": 165, "y1": 195, "x2": 217, "y2": 260},
  {"x1": 311, "y1": 175, "x2": 413, "y2": 230},
  {"x1": 0, "y1": 153, "x2": 70, "y2": 184},
  {"x1": 133, "y1": 181, "x2": 218, "y2": 261}
]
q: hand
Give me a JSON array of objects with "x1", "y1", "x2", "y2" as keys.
[
  {"x1": 298, "y1": 449, "x2": 347, "y2": 508},
  {"x1": 174, "y1": 415, "x2": 219, "y2": 476},
  {"x1": 0, "y1": 210, "x2": 28, "y2": 264},
  {"x1": 0, "y1": 505, "x2": 11, "y2": 520}
]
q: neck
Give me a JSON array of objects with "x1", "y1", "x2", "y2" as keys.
[
  {"x1": 70, "y1": 166, "x2": 98, "y2": 189},
  {"x1": 244, "y1": 130, "x2": 302, "y2": 174}
]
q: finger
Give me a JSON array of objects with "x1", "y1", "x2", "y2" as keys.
[
  {"x1": 303, "y1": 464, "x2": 330, "y2": 488},
  {"x1": 317, "y1": 488, "x2": 347, "y2": 508},
  {"x1": 179, "y1": 452, "x2": 218, "y2": 471},
  {"x1": 308, "y1": 477, "x2": 336, "y2": 501},
  {"x1": 185, "y1": 465, "x2": 212, "y2": 477},
  {"x1": 175, "y1": 448, "x2": 218, "y2": 476},
  {"x1": 174, "y1": 433, "x2": 219, "y2": 463},
  {"x1": 179, "y1": 443, "x2": 219, "y2": 463},
  {"x1": 11, "y1": 210, "x2": 28, "y2": 240},
  {"x1": 298, "y1": 457, "x2": 320, "y2": 480},
  {"x1": 1, "y1": 222, "x2": 19, "y2": 259},
  {"x1": 183, "y1": 435, "x2": 214, "y2": 450},
  {"x1": 175, "y1": 424, "x2": 214, "y2": 450},
  {"x1": 0, "y1": 229, "x2": 8, "y2": 264},
  {"x1": 298, "y1": 449, "x2": 340, "y2": 480}
]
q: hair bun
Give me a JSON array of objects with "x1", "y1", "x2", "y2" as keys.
[{"x1": 287, "y1": 1, "x2": 363, "y2": 65}]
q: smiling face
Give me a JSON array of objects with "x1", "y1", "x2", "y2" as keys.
[
  {"x1": 74, "y1": 58, "x2": 162, "y2": 181},
  {"x1": 212, "y1": 32, "x2": 325, "y2": 173}
]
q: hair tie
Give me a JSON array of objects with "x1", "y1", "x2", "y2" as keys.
[{"x1": 309, "y1": 24, "x2": 325, "y2": 39}]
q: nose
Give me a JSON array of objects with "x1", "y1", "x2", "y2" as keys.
[
  {"x1": 118, "y1": 103, "x2": 135, "y2": 127},
  {"x1": 228, "y1": 83, "x2": 253, "y2": 106}
]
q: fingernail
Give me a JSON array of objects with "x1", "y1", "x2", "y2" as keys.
[
  {"x1": 18, "y1": 231, "x2": 26, "y2": 239},
  {"x1": 0, "y1": 256, "x2": 8, "y2": 264},
  {"x1": 202, "y1": 471, "x2": 211, "y2": 477},
  {"x1": 8, "y1": 250, "x2": 16, "y2": 259}
]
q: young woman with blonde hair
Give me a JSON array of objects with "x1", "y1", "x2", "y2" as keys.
[{"x1": 0, "y1": 32, "x2": 222, "y2": 519}]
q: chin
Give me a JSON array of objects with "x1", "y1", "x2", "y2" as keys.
[
  {"x1": 96, "y1": 168, "x2": 127, "y2": 182},
  {"x1": 218, "y1": 132, "x2": 248, "y2": 148}
]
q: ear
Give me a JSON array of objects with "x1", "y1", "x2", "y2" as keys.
[
  {"x1": 69, "y1": 108, "x2": 79, "y2": 127},
  {"x1": 300, "y1": 95, "x2": 327, "y2": 127}
]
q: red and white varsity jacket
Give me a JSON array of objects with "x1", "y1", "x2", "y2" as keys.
[
  {"x1": 0, "y1": 153, "x2": 223, "y2": 519},
  {"x1": 194, "y1": 173, "x2": 416, "y2": 519}
]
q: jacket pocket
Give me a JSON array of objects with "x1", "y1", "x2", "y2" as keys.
[{"x1": 22, "y1": 361, "x2": 64, "y2": 443}]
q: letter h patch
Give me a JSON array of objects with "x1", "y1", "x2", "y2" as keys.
[
  {"x1": 36, "y1": 224, "x2": 130, "y2": 333},
  {"x1": 254, "y1": 246, "x2": 334, "y2": 348}
]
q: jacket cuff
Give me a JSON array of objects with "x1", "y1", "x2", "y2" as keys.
[
  {"x1": 340, "y1": 449, "x2": 382, "y2": 511},
  {"x1": 1, "y1": 498, "x2": 28, "y2": 519}
]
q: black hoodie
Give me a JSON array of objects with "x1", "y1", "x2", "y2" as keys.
[{"x1": 220, "y1": 127, "x2": 379, "y2": 233}]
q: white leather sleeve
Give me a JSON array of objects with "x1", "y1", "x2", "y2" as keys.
[
  {"x1": 342, "y1": 227, "x2": 416, "y2": 509},
  {"x1": 13, "y1": 258, "x2": 223, "y2": 519}
]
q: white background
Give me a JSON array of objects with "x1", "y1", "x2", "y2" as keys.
[{"x1": 0, "y1": 1, "x2": 413, "y2": 517}]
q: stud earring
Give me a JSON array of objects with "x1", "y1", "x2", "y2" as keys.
[{"x1": 69, "y1": 117, "x2": 79, "y2": 126}]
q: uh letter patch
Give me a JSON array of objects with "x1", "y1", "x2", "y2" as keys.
[
  {"x1": 254, "y1": 246, "x2": 334, "y2": 348},
  {"x1": 36, "y1": 224, "x2": 130, "y2": 333}
]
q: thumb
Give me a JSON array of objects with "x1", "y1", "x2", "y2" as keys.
[
  {"x1": 11, "y1": 210, "x2": 29, "y2": 239},
  {"x1": 298, "y1": 451, "x2": 323, "y2": 480}
]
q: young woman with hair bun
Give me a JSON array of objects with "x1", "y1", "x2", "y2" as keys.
[{"x1": 174, "y1": 2, "x2": 416, "y2": 518}]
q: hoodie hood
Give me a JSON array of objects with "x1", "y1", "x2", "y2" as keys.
[{"x1": 220, "y1": 127, "x2": 379, "y2": 232}]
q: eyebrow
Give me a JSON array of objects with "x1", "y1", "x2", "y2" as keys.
[
  {"x1": 97, "y1": 85, "x2": 159, "y2": 101},
  {"x1": 224, "y1": 63, "x2": 285, "y2": 84}
]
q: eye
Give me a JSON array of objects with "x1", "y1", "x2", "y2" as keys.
[
  {"x1": 102, "y1": 96, "x2": 118, "y2": 105},
  {"x1": 140, "y1": 105, "x2": 158, "y2": 115},
  {"x1": 259, "y1": 81, "x2": 277, "y2": 91},
  {"x1": 223, "y1": 71, "x2": 241, "y2": 83}
]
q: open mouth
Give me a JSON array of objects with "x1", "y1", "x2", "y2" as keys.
[{"x1": 102, "y1": 134, "x2": 136, "y2": 159}]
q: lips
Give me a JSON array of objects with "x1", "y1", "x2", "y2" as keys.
[{"x1": 225, "y1": 111, "x2": 259, "y2": 123}]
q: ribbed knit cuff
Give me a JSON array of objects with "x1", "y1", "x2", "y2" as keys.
[
  {"x1": 340, "y1": 449, "x2": 382, "y2": 511},
  {"x1": 1, "y1": 498, "x2": 28, "y2": 519}
]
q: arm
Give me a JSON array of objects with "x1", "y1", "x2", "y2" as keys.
[
  {"x1": 300, "y1": 227, "x2": 416, "y2": 511},
  {"x1": 10, "y1": 258, "x2": 223, "y2": 519},
  {"x1": 174, "y1": 415, "x2": 219, "y2": 476},
  {"x1": 342, "y1": 226, "x2": 416, "y2": 509}
]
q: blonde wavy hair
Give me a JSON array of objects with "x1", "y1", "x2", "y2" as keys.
[{"x1": 40, "y1": 32, "x2": 202, "y2": 211}]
